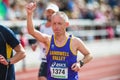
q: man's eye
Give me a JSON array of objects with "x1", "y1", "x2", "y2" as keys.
[
  {"x1": 58, "y1": 23, "x2": 62, "y2": 25},
  {"x1": 53, "y1": 23, "x2": 56, "y2": 25}
]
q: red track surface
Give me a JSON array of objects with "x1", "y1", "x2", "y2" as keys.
[{"x1": 16, "y1": 55, "x2": 120, "y2": 80}]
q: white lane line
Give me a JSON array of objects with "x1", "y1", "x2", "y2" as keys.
[{"x1": 99, "y1": 74, "x2": 120, "y2": 80}]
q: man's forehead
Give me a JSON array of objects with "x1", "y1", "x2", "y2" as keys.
[{"x1": 52, "y1": 16, "x2": 65, "y2": 22}]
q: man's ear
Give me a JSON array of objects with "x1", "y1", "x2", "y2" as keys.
[{"x1": 66, "y1": 22, "x2": 69, "y2": 28}]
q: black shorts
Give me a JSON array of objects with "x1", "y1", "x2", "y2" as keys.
[{"x1": 38, "y1": 62, "x2": 47, "y2": 77}]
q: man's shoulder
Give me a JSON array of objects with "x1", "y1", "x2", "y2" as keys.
[{"x1": 70, "y1": 36, "x2": 82, "y2": 43}]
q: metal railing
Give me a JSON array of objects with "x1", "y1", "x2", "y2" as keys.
[{"x1": 0, "y1": 19, "x2": 120, "y2": 41}]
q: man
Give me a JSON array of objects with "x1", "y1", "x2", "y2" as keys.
[
  {"x1": 26, "y1": 2, "x2": 93, "y2": 80},
  {"x1": 31, "y1": 2, "x2": 59, "y2": 80},
  {"x1": 0, "y1": 25, "x2": 26, "y2": 80}
]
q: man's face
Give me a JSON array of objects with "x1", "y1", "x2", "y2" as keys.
[
  {"x1": 51, "y1": 15, "x2": 67, "y2": 35},
  {"x1": 45, "y1": 9, "x2": 55, "y2": 22}
]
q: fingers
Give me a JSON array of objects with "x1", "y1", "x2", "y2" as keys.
[
  {"x1": 71, "y1": 63, "x2": 76, "y2": 69},
  {"x1": 0, "y1": 55, "x2": 8, "y2": 65},
  {"x1": 71, "y1": 63, "x2": 80, "y2": 72},
  {"x1": 26, "y1": 2, "x2": 36, "y2": 13},
  {"x1": 30, "y1": 2, "x2": 35, "y2": 8},
  {"x1": 0, "y1": 55, "x2": 4, "y2": 60}
]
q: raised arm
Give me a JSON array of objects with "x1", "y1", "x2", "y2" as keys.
[{"x1": 26, "y1": 2, "x2": 49, "y2": 44}]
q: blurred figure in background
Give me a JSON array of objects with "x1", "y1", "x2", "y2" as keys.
[
  {"x1": 6, "y1": 1, "x2": 19, "y2": 21},
  {"x1": 19, "y1": 31, "x2": 27, "y2": 48},
  {"x1": 19, "y1": 30, "x2": 28, "y2": 71},
  {"x1": 16, "y1": 0, "x2": 27, "y2": 20},
  {"x1": 106, "y1": 26, "x2": 114, "y2": 39},
  {"x1": 34, "y1": 1, "x2": 45, "y2": 19}
]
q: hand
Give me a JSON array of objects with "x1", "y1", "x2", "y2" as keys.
[
  {"x1": 0, "y1": 55, "x2": 8, "y2": 65},
  {"x1": 71, "y1": 62, "x2": 81, "y2": 72},
  {"x1": 26, "y1": 2, "x2": 36, "y2": 15}
]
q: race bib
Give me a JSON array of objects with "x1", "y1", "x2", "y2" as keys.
[{"x1": 50, "y1": 62, "x2": 68, "y2": 79}]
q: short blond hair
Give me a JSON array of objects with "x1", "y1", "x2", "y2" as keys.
[{"x1": 52, "y1": 11, "x2": 69, "y2": 23}]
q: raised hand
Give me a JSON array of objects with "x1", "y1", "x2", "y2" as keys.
[{"x1": 26, "y1": 2, "x2": 37, "y2": 15}]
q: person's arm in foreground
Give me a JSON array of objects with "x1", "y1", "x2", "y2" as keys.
[
  {"x1": 10, "y1": 44, "x2": 26, "y2": 64},
  {"x1": 0, "y1": 44, "x2": 26, "y2": 65},
  {"x1": 0, "y1": 25, "x2": 26, "y2": 66}
]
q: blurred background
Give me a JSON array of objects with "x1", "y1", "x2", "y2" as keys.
[{"x1": 0, "y1": 0, "x2": 120, "y2": 80}]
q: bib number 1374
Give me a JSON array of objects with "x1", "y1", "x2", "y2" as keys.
[{"x1": 50, "y1": 67, "x2": 68, "y2": 79}]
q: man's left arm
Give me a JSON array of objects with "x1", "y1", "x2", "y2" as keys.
[
  {"x1": 77, "y1": 38, "x2": 93, "y2": 66},
  {"x1": 71, "y1": 38, "x2": 93, "y2": 72}
]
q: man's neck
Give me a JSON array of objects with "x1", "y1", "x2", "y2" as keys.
[
  {"x1": 54, "y1": 33, "x2": 69, "y2": 47},
  {"x1": 55, "y1": 33, "x2": 68, "y2": 42}
]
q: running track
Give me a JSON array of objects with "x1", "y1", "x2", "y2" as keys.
[{"x1": 16, "y1": 55, "x2": 120, "y2": 80}]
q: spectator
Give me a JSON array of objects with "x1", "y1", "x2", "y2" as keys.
[
  {"x1": 106, "y1": 26, "x2": 114, "y2": 39},
  {"x1": 19, "y1": 31, "x2": 27, "y2": 71},
  {"x1": 6, "y1": 1, "x2": 19, "y2": 21}
]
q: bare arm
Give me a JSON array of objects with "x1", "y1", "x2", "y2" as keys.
[
  {"x1": 10, "y1": 44, "x2": 26, "y2": 64},
  {"x1": 75, "y1": 37, "x2": 93, "y2": 64},
  {"x1": 71, "y1": 37, "x2": 93, "y2": 72},
  {"x1": 26, "y1": 2, "x2": 49, "y2": 44},
  {"x1": 0, "y1": 44, "x2": 26, "y2": 65}
]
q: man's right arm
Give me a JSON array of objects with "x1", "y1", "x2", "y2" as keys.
[{"x1": 26, "y1": 2, "x2": 49, "y2": 44}]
